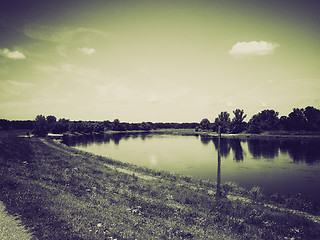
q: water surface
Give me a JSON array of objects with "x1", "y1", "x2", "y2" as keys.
[{"x1": 64, "y1": 133, "x2": 320, "y2": 202}]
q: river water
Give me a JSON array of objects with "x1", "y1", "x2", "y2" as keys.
[{"x1": 64, "y1": 133, "x2": 320, "y2": 202}]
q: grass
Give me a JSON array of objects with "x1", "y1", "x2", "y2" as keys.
[
  {"x1": 1, "y1": 130, "x2": 320, "y2": 239},
  {"x1": 0, "y1": 201, "x2": 34, "y2": 240}
]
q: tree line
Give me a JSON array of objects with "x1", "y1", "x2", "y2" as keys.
[
  {"x1": 199, "y1": 106, "x2": 320, "y2": 134},
  {"x1": 31, "y1": 115, "x2": 199, "y2": 137},
  {"x1": 1, "y1": 106, "x2": 319, "y2": 136},
  {"x1": 0, "y1": 119, "x2": 34, "y2": 130}
]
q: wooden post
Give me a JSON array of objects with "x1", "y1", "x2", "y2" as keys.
[{"x1": 216, "y1": 126, "x2": 221, "y2": 199}]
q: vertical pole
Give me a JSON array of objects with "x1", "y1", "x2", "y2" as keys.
[{"x1": 216, "y1": 126, "x2": 221, "y2": 199}]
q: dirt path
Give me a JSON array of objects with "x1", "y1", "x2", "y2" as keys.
[{"x1": 0, "y1": 201, "x2": 35, "y2": 240}]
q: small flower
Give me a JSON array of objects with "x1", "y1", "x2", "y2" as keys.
[{"x1": 97, "y1": 223, "x2": 102, "y2": 227}]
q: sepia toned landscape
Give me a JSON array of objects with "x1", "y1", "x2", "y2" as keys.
[{"x1": 1, "y1": 0, "x2": 320, "y2": 239}]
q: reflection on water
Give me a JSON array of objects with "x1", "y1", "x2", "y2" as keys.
[
  {"x1": 279, "y1": 140, "x2": 320, "y2": 164},
  {"x1": 230, "y1": 139, "x2": 244, "y2": 162},
  {"x1": 64, "y1": 133, "x2": 320, "y2": 202},
  {"x1": 202, "y1": 137, "x2": 320, "y2": 164},
  {"x1": 248, "y1": 139, "x2": 280, "y2": 159}
]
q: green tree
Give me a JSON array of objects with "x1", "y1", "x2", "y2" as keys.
[
  {"x1": 248, "y1": 109, "x2": 280, "y2": 133},
  {"x1": 33, "y1": 115, "x2": 48, "y2": 137},
  {"x1": 112, "y1": 119, "x2": 126, "y2": 131},
  {"x1": 215, "y1": 111, "x2": 230, "y2": 133},
  {"x1": 287, "y1": 108, "x2": 307, "y2": 130},
  {"x1": 230, "y1": 109, "x2": 247, "y2": 133},
  {"x1": 304, "y1": 106, "x2": 320, "y2": 131},
  {"x1": 46, "y1": 115, "x2": 57, "y2": 133},
  {"x1": 93, "y1": 122, "x2": 104, "y2": 133},
  {"x1": 200, "y1": 118, "x2": 211, "y2": 130},
  {"x1": 52, "y1": 118, "x2": 70, "y2": 133}
]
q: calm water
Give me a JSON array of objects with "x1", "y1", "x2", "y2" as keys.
[{"x1": 64, "y1": 133, "x2": 320, "y2": 202}]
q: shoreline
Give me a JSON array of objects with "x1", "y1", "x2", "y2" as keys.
[{"x1": 60, "y1": 128, "x2": 320, "y2": 140}]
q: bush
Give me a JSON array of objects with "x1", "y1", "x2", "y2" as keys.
[{"x1": 33, "y1": 115, "x2": 48, "y2": 137}]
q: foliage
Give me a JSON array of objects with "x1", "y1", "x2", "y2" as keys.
[
  {"x1": 33, "y1": 115, "x2": 48, "y2": 137},
  {"x1": 200, "y1": 118, "x2": 211, "y2": 130},
  {"x1": 230, "y1": 109, "x2": 247, "y2": 134},
  {"x1": 2, "y1": 105, "x2": 320, "y2": 135},
  {"x1": 51, "y1": 118, "x2": 70, "y2": 133},
  {"x1": 215, "y1": 111, "x2": 231, "y2": 133},
  {"x1": 282, "y1": 106, "x2": 320, "y2": 131},
  {"x1": 0, "y1": 119, "x2": 34, "y2": 130},
  {"x1": 304, "y1": 106, "x2": 320, "y2": 130},
  {"x1": 287, "y1": 108, "x2": 307, "y2": 130},
  {"x1": 247, "y1": 109, "x2": 280, "y2": 133}
]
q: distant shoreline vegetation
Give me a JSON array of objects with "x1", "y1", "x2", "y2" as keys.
[{"x1": 1, "y1": 106, "x2": 320, "y2": 137}]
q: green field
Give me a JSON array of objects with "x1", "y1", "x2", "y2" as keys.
[{"x1": 0, "y1": 130, "x2": 320, "y2": 239}]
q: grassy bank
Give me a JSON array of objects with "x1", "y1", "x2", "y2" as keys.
[
  {"x1": 1, "y1": 130, "x2": 320, "y2": 239},
  {"x1": 0, "y1": 200, "x2": 34, "y2": 240}
]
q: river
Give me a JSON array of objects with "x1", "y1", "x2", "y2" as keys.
[{"x1": 63, "y1": 133, "x2": 320, "y2": 202}]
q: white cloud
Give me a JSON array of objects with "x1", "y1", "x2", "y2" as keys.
[
  {"x1": 78, "y1": 47, "x2": 96, "y2": 55},
  {"x1": 229, "y1": 41, "x2": 278, "y2": 58},
  {"x1": 0, "y1": 48, "x2": 26, "y2": 59}
]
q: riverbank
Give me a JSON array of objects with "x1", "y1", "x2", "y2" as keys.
[
  {"x1": 62, "y1": 128, "x2": 320, "y2": 140},
  {"x1": 152, "y1": 129, "x2": 320, "y2": 139},
  {"x1": 1, "y1": 130, "x2": 320, "y2": 239}
]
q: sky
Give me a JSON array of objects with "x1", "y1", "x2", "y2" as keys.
[{"x1": 1, "y1": 0, "x2": 320, "y2": 122}]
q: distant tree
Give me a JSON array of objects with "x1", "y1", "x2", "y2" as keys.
[
  {"x1": 200, "y1": 118, "x2": 211, "y2": 130},
  {"x1": 93, "y1": 122, "x2": 104, "y2": 133},
  {"x1": 33, "y1": 115, "x2": 48, "y2": 137},
  {"x1": 304, "y1": 106, "x2": 320, "y2": 131},
  {"x1": 247, "y1": 123, "x2": 262, "y2": 134},
  {"x1": 0, "y1": 119, "x2": 10, "y2": 130},
  {"x1": 287, "y1": 108, "x2": 307, "y2": 130},
  {"x1": 46, "y1": 115, "x2": 56, "y2": 124},
  {"x1": 46, "y1": 115, "x2": 57, "y2": 132},
  {"x1": 51, "y1": 118, "x2": 69, "y2": 133},
  {"x1": 112, "y1": 119, "x2": 126, "y2": 131},
  {"x1": 248, "y1": 109, "x2": 280, "y2": 133},
  {"x1": 230, "y1": 109, "x2": 247, "y2": 133},
  {"x1": 103, "y1": 120, "x2": 112, "y2": 131},
  {"x1": 140, "y1": 122, "x2": 152, "y2": 131},
  {"x1": 279, "y1": 116, "x2": 289, "y2": 130},
  {"x1": 214, "y1": 111, "x2": 231, "y2": 133}
]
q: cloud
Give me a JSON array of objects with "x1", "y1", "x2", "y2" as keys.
[
  {"x1": 229, "y1": 41, "x2": 278, "y2": 58},
  {"x1": 0, "y1": 48, "x2": 26, "y2": 59},
  {"x1": 24, "y1": 24, "x2": 109, "y2": 58},
  {"x1": 24, "y1": 25, "x2": 108, "y2": 43},
  {"x1": 78, "y1": 47, "x2": 96, "y2": 55}
]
